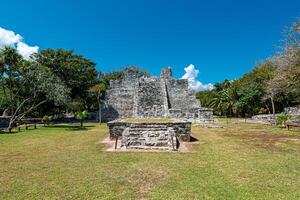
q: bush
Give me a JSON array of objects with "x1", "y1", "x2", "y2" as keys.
[
  {"x1": 277, "y1": 114, "x2": 291, "y2": 127},
  {"x1": 42, "y1": 115, "x2": 54, "y2": 126},
  {"x1": 75, "y1": 110, "x2": 88, "y2": 127}
]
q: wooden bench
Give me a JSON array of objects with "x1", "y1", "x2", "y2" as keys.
[
  {"x1": 0, "y1": 122, "x2": 38, "y2": 133},
  {"x1": 16, "y1": 123, "x2": 37, "y2": 132},
  {"x1": 285, "y1": 121, "x2": 300, "y2": 130}
]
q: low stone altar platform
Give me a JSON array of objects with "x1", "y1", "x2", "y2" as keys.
[{"x1": 107, "y1": 118, "x2": 191, "y2": 151}]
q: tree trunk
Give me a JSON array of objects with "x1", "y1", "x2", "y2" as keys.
[
  {"x1": 271, "y1": 95, "x2": 276, "y2": 125},
  {"x1": 98, "y1": 101, "x2": 101, "y2": 124},
  {"x1": 265, "y1": 103, "x2": 271, "y2": 114},
  {"x1": 7, "y1": 99, "x2": 47, "y2": 131},
  {"x1": 80, "y1": 120, "x2": 83, "y2": 127}
]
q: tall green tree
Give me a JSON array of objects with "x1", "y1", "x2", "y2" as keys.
[
  {"x1": 0, "y1": 47, "x2": 23, "y2": 115},
  {"x1": 0, "y1": 48, "x2": 70, "y2": 130},
  {"x1": 234, "y1": 61, "x2": 276, "y2": 116},
  {"x1": 33, "y1": 49, "x2": 98, "y2": 112}
]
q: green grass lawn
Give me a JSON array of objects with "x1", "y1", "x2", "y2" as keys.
[{"x1": 0, "y1": 120, "x2": 299, "y2": 199}]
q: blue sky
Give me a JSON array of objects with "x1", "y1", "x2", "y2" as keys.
[{"x1": 1, "y1": 0, "x2": 300, "y2": 87}]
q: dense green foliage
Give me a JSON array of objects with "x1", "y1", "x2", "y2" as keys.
[
  {"x1": 0, "y1": 47, "x2": 70, "y2": 128},
  {"x1": 0, "y1": 45, "x2": 149, "y2": 128},
  {"x1": 277, "y1": 113, "x2": 292, "y2": 127},
  {"x1": 32, "y1": 49, "x2": 98, "y2": 114},
  {"x1": 197, "y1": 18, "x2": 300, "y2": 117}
]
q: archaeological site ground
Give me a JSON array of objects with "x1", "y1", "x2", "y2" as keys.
[{"x1": 1, "y1": 119, "x2": 299, "y2": 199}]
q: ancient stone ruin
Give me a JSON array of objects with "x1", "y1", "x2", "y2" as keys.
[
  {"x1": 102, "y1": 67, "x2": 213, "y2": 151},
  {"x1": 284, "y1": 106, "x2": 300, "y2": 117},
  {"x1": 102, "y1": 67, "x2": 213, "y2": 123},
  {"x1": 107, "y1": 119, "x2": 191, "y2": 151},
  {"x1": 251, "y1": 105, "x2": 300, "y2": 123}
]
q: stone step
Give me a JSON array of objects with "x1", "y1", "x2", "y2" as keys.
[
  {"x1": 130, "y1": 124, "x2": 167, "y2": 128},
  {"x1": 125, "y1": 146, "x2": 173, "y2": 151},
  {"x1": 128, "y1": 128, "x2": 168, "y2": 132}
]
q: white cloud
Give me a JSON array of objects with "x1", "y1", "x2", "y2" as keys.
[
  {"x1": 0, "y1": 27, "x2": 38, "y2": 60},
  {"x1": 181, "y1": 64, "x2": 214, "y2": 91},
  {"x1": 0, "y1": 27, "x2": 22, "y2": 47},
  {"x1": 16, "y1": 42, "x2": 39, "y2": 60}
]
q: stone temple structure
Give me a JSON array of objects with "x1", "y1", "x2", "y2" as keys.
[
  {"x1": 102, "y1": 67, "x2": 213, "y2": 151},
  {"x1": 102, "y1": 67, "x2": 213, "y2": 122}
]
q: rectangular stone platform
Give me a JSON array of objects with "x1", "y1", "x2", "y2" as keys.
[{"x1": 107, "y1": 119, "x2": 192, "y2": 150}]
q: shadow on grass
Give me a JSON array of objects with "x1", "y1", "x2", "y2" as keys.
[
  {"x1": 0, "y1": 124, "x2": 97, "y2": 134},
  {"x1": 190, "y1": 135, "x2": 199, "y2": 142},
  {"x1": 46, "y1": 124, "x2": 96, "y2": 131},
  {"x1": 0, "y1": 128, "x2": 18, "y2": 134}
]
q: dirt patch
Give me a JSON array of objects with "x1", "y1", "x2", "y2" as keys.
[{"x1": 224, "y1": 132, "x2": 300, "y2": 152}]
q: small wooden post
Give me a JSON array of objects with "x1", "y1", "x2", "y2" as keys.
[
  {"x1": 34, "y1": 124, "x2": 37, "y2": 129},
  {"x1": 25, "y1": 124, "x2": 28, "y2": 130},
  {"x1": 115, "y1": 136, "x2": 118, "y2": 149},
  {"x1": 18, "y1": 127, "x2": 21, "y2": 132}
]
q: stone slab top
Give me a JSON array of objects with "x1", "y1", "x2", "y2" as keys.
[{"x1": 107, "y1": 118, "x2": 191, "y2": 125}]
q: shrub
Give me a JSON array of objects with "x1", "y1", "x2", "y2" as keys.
[
  {"x1": 42, "y1": 115, "x2": 54, "y2": 126},
  {"x1": 75, "y1": 110, "x2": 88, "y2": 127},
  {"x1": 277, "y1": 114, "x2": 291, "y2": 127}
]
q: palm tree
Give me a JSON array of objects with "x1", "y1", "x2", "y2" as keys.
[
  {"x1": 210, "y1": 92, "x2": 226, "y2": 116},
  {"x1": 89, "y1": 83, "x2": 106, "y2": 123},
  {"x1": 75, "y1": 110, "x2": 88, "y2": 127},
  {"x1": 210, "y1": 88, "x2": 237, "y2": 119},
  {"x1": 0, "y1": 46, "x2": 22, "y2": 70}
]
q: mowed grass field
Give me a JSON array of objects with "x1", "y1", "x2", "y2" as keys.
[{"x1": 0, "y1": 120, "x2": 300, "y2": 199}]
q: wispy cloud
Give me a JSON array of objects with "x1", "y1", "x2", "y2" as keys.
[
  {"x1": 181, "y1": 64, "x2": 214, "y2": 91},
  {"x1": 0, "y1": 27, "x2": 39, "y2": 60}
]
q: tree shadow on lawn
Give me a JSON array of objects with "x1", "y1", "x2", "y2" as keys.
[
  {"x1": 0, "y1": 128, "x2": 20, "y2": 134},
  {"x1": 0, "y1": 129, "x2": 8, "y2": 134},
  {"x1": 47, "y1": 124, "x2": 96, "y2": 131},
  {"x1": 42, "y1": 124, "x2": 96, "y2": 131},
  {"x1": 0, "y1": 124, "x2": 97, "y2": 134}
]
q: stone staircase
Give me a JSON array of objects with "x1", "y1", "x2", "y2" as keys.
[{"x1": 121, "y1": 123, "x2": 178, "y2": 150}]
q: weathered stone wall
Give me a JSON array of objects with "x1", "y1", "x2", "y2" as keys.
[
  {"x1": 135, "y1": 77, "x2": 166, "y2": 118},
  {"x1": 102, "y1": 67, "x2": 213, "y2": 123},
  {"x1": 252, "y1": 110, "x2": 300, "y2": 121},
  {"x1": 284, "y1": 106, "x2": 300, "y2": 115},
  {"x1": 195, "y1": 108, "x2": 214, "y2": 123},
  {"x1": 121, "y1": 126, "x2": 177, "y2": 150},
  {"x1": 102, "y1": 77, "x2": 138, "y2": 121},
  {"x1": 251, "y1": 114, "x2": 278, "y2": 121},
  {"x1": 166, "y1": 79, "x2": 200, "y2": 114},
  {"x1": 107, "y1": 120, "x2": 191, "y2": 142}
]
